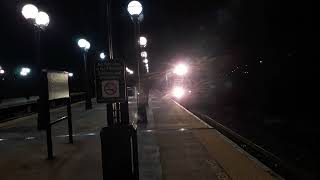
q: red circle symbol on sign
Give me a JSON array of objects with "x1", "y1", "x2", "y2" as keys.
[{"x1": 104, "y1": 82, "x2": 117, "y2": 95}]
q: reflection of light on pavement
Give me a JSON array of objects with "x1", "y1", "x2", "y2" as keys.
[
  {"x1": 84, "y1": 133, "x2": 96, "y2": 136},
  {"x1": 25, "y1": 137, "x2": 36, "y2": 140},
  {"x1": 56, "y1": 134, "x2": 70, "y2": 138},
  {"x1": 146, "y1": 130, "x2": 153, "y2": 133},
  {"x1": 179, "y1": 128, "x2": 186, "y2": 131},
  {"x1": 0, "y1": 138, "x2": 6, "y2": 142}
]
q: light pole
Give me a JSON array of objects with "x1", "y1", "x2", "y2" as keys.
[
  {"x1": 21, "y1": 4, "x2": 50, "y2": 69},
  {"x1": 21, "y1": 4, "x2": 50, "y2": 130},
  {"x1": 128, "y1": 0, "x2": 143, "y2": 92},
  {"x1": 128, "y1": 1, "x2": 148, "y2": 122},
  {"x1": 78, "y1": 38, "x2": 92, "y2": 110}
]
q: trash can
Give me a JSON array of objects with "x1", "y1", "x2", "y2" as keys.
[{"x1": 100, "y1": 125, "x2": 139, "y2": 180}]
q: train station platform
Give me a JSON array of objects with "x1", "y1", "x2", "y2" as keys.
[{"x1": 0, "y1": 91, "x2": 282, "y2": 180}]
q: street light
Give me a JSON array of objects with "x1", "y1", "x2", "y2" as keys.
[
  {"x1": 0, "y1": 66, "x2": 4, "y2": 74},
  {"x1": 128, "y1": 0, "x2": 148, "y2": 122},
  {"x1": 126, "y1": 67, "x2": 134, "y2": 75},
  {"x1": 21, "y1": 4, "x2": 38, "y2": 20},
  {"x1": 143, "y1": 59, "x2": 148, "y2": 64},
  {"x1": 141, "y1": 51, "x2": 147, "y2": 58},
  {"x1": 35, "y1": 11, "x2": 50, "y2": 29},
  {"x1": 139, "y1": 36, "x2": 147, "y2": 47},
  {"x1": 68, "y1": 72, "x2": 74, "y2": 77},
  {"x1": 127, "y1": 1, "x2": 143, "y2": 16},
  {"x1": 20, "y1": 67, "x2": 31, "y2": 76},
  {"x1": 100, "y1": 52, "x2": 106, "y2": 60},
  {"x1": 77, "y1": 38, "x2": 92, "y2": 110},
  {"x1": 78, "y1": 39, "x2": 90, "y2": 51},
  {"x1": 21, "y1": 4, "x2": 50, "y2": 65}
]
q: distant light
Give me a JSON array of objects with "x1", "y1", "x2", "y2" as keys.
[
  {"x1": 139, "y1": 36, "x2": 147, "y2": 47},
  {"x1": 126, "y1": 67, "x2": 134, "y2": 75},
  {"x1": 21, "y1": 4, "x2": 38, "y2": 20},
  {"x1": 188, "y1": 90, "x2": 192, "y2": 93},
  {"x1": 173, "y1": 63, "x2": 188, "y2": 76},
  {"x1": 0, "y1": 66, "x2": 4, "y2": 74},
  {"x1": 68, "y1": 72, "x2": 74, "y2": 77},
  {"x1": 172, "y1": 87, "x2": 185, "y2": 99},
  {"x1": 100, "y1": 52, "x2": 106, "y2": 60},
  {"x1": 260, "y1": 60, "x2": 263, "y2": 64},
  {"x1": 20, "y1": 67, "x2": 31, "y2": 76},
  {"x1": 141, "y1": 51, "x2": 147, "y2": 58},
  {"x1": 78, "y1": 39, "x2": 90, "y2": 51},
  {"x1": 25, "y1": 137, "x2": 36, "y2": 140},
  {"x1": 127, "y1": 1, "x2": 143, "y2": 16},
  {"x1": 179, "y1": 128, "x2": 186, "y2": 131},
  {"x1": 143, "y1": 59, "x2": 148, "y2": 64},
  {"x1": 0, "y1": 138, "x2": 6, "y2": 142},
  {"x1": 35, "y1": 11, "x2": 50, "y2": 28}
]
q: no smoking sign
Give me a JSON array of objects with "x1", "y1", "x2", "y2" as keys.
[{"x1": 101, "y1": 80, "x2": 119, "y2": 98}]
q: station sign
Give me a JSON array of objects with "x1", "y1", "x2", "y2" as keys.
[
  {"x1": 95, "y1": 60, "x2": 126, "y2": 103},
  {"x1": 47, "y1": 71, "x2": 69, "y2": 100}
]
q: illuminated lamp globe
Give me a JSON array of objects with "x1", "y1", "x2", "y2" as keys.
[
  {"x1": 127, "y1": 1, "x2": 143, "y2": 16},
  {"x1": 22, "y1": 4, "x2": 38, "y2": 20}
]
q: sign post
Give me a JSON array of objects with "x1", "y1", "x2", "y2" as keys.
[
  {"x1": 38, "y1": 70, "x2": 73, "y2": 160},
  {"x1": 96, "y1": 60, "x2": 139, "y2": 179},
  {"x1": 95, "y1": 60, "x2": 126, "y2": 103}
]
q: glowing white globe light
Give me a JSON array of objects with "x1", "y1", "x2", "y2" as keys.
[
  {"x1": 68, "y1": 73, "x2": 74, "y2": 77},
  {"x1": 141, "y1": 51, "x2": 147, "y2": 58},
  {"x1": 173, "y1": 63, "x2": 188, "y2": 76},
  {"x1": 127, "y1": 1, "x2": 143, "y2": 16},
  {"x1": 0, "y1": 69, "x2": 4, "y2": 74},
  {"x1": 100, "y1": 52, "x2": 106, "y2": 59},
  {"x1": 20, "y1": 67, "x2": 31, "y2": 76},
  {"x1": 22, "y1": 4, "x2": 38, "y2": 20},
  {"x1": 143, "y1": 59, "x2": 148, "y2": 64},
  {"x1": 139, "y1": 36, "x2": 147, "y2": 46},
  {"x1": 78, "y1": 39, "x2": 86, "y2": 48},
  {"x1": 85, "y1": 41, "x2": 90, "y2": 50},
  {"x1": 172, "y1": 87, "x2": 185, "y2": 99},
  {"x1": 35, "y1": 11, "x2": 50, "y2": 27}
]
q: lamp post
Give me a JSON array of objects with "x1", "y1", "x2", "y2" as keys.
[
  {"x1": 21, "y1": 4, "x2": 50, "y2": 130},
  {"x1": 78, "y1": 38, "x2": 92, "y2": 110},
  {"x1": 128, "y1": 1, "x2": 148, "y2": 122},
  {"x1": 21, "y1": 4, "x2": 50, "y2": 69},
  {"x1": 128, "y1": 0, "x2": 143, "y2": 91}
]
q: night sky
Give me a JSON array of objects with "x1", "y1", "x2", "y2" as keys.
[{"x1": 0, "y1": 0, "x2": 311, "y2": 97}]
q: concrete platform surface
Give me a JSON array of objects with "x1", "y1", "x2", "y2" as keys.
[{"x1": 0, "y1": 92, "x2": 283, "y2": 180}]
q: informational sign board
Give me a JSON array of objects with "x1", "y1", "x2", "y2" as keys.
[
  {"x1": 95, "y1": 60, "x2": 126, "y2": 103},
  {"x1": 47, "y1": 71, "x2": 69, "y2": 100}
]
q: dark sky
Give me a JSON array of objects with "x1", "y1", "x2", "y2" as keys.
[{"x1": 0, "y1": 0, "x2": 311, "y2": 78}]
